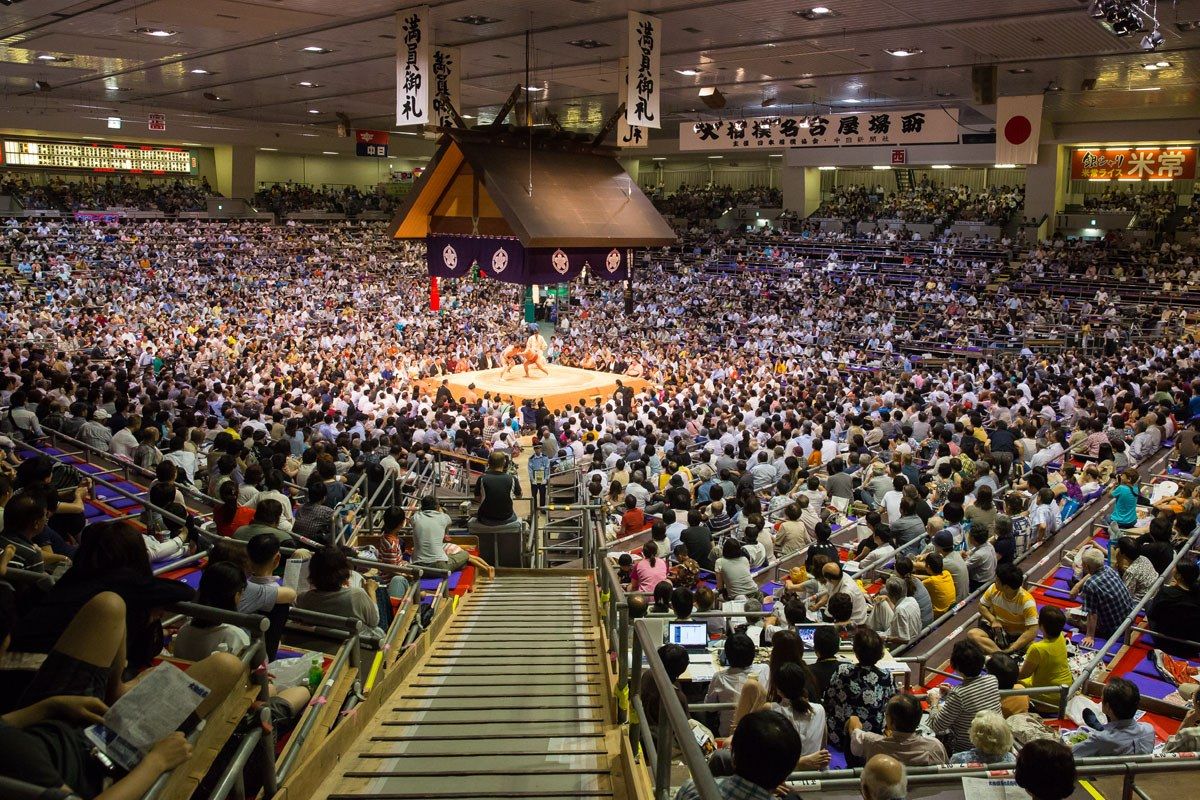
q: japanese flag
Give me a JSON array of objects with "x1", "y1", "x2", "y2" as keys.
[{"x1": 995, "y1": 95, "x2": 1043, "y2": 165}]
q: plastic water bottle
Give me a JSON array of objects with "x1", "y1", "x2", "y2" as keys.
[{"x1": 307, "y1": 655, "x2": 323, "y2": 691}]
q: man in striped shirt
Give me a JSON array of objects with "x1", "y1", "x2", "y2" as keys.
[
  {"x1": 927, "y1": 639, "x2": 1002, "y2": 753},
  {"x1": 967, "y1": 564, "x2": 1039, "y2": 656}
]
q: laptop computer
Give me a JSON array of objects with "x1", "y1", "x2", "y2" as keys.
[{"x1": 667, "y1": 621, "x2": 710, "y2": 654}]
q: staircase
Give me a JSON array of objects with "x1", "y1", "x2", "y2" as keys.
[
  {"x1": 894, "y1": 168, "x2": 916, "y2": 193},
  {"x1": 304, "y1": 572, "x2": 638, "y2": 800}
]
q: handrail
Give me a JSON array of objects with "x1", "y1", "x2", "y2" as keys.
[
  {"x1": 1066, "y1": 521, "x2": 1200, "y2": 701},
  {"x1": 0, "y1": 776, "x2": 79, "y2": 800},
  {"x1": 632, "y1": 617, "x2": 722, "y2": 800},
  {"x1": 169, "y1": 601, "x2": 270, "y2": 635},
  {"x1": 0, "y1": 564, "x2": 54, "y2": 592}
]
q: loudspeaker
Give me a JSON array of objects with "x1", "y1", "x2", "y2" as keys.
[{"x1": 972, "y1": 65, "x2": 997, "y2": 105}]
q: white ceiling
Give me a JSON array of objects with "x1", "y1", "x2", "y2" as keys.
[{"x1": 1, "y1": 0, "x2": 1199, "y2": 146}]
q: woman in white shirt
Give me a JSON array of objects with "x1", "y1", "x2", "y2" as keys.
[
  {"x1": 172, "y1": 561, "x2": 252, "y2": 660},
  {"x1": 767, "y1": 662, "x2": 828, "y2": 756}
]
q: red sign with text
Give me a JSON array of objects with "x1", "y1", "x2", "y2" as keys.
[
  {"x1": 1070, "y1": 147, "x2": 1196, "y2": 180},
  {"x1": 890, "y1": 148, "x2": 907, "y2": 164},
  {"x1": 355, "y1": 129, "x2": 390, "y2": 158}
]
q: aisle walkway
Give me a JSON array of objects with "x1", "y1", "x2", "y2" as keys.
[{"x1": 311, "y1": 572, "x2": 636, "y2": 799}]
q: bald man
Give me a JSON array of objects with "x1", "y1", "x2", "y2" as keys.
[{"x1": 860, "y1": 754, "x2": 907, "y2": 800}]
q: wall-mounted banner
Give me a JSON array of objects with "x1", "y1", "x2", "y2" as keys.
[
  {"x1": 355, "y1": 129, "x2": 390, "y2": 158},
  {"x1": 625, "y1": 11, "x2": 661, "y2": 130},
  {"x1": 430, "y1": 45, "x2": 461, "y2": 128},
  {"x1": 995, "y1": 94, "x2": 1043, "y2": 165},
  {"x1": 616, "y1": 57, "x2": 647, "y2": 148},
  {"x1": 679, "y1": 108, "x2": 960, "y2": 152},
  {"x1": 395, "y1": 6, "x2": 430, "y2": 126},
  {"x1": 1070, "y1": 146, "x2": 1196, "y2": 181},
  {"x1": 426, "y1": 235, "x2": 630, "y2": 285}
]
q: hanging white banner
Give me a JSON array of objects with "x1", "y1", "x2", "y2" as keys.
[
  {"x1": 616, "y1": 57, "x2": 647, "y2": 148},
  {"x1": 678, "y1": 108, "x2": 961, "y2": 151},
  {"x1": 995, "y1": 95, "x2": 1043, "y2": 165},
  {"x1": 396, "y1": 6, "x2": 430, "y2": 127},
  {"x1": 625, "y1": 11, "x2": 661, "y2": 130},
  {"x1": 430, "y1": 45, "x2": 461, "y2": 128}
]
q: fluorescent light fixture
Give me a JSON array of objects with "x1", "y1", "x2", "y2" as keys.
[
  {"x1": 1143, "y1": 63, "x2": 1162, "y2": 70},
  {"x1": 180, "y1": 142, "x2": 204, "y2": 146},
  {"x1": 106, "y1": 117, "x2": 121, "y2": 129},
  {"x1": 811, "y1": 6, "x2": 832, "y2": 13},
  {"x1": 886, "y1": 48, "x2": 922, "y2": 57},
  {"x1": 301, "y1": 46, "x2": 331, "y2": 53},
  {"x1": 393, "y1": 131, "x2": 418, "y2": 136},
  {"x1": 259, "y1": 147, "x2": 278, "y2": 151},
  {"x1": 872, "y1": 165, "x2": 891, "y2": 170},
  {"x1": 698, "y1": 86, "x2": 717, "y2": 96},
  {"x1": 308, "y1": 109, "x2": 321, "y2": 114},
  {"x1": 675, "y1": 69, "x2": 700, "y2": 76},
  {"x1": 189, "y1": 68, "x2": 212, "y2": 75},
  {"x1": 295, "y1": 81, "x2": 321, "y2": 88},
  {"x1": 322, "y1": 151, "x2": 338, "y2": 155},
  {"x1": 525, "y1": 86, "x2": 546, "y2": 92},
  {"x1": 769, "y1": 153, "x2": 783, "y2": 157},
  {"x1": 652, "y1": 156, "x2": 667, "y2": 160},
  {"x1": 818, "y1": 166, "x2": 837, "y2": 170},
  {"x1": 707, "y1": 155, "x2": 723, "y2": 159},
  {"x1": 1130, "y1": 86, "x2": 1161, "y2": 91},
  {"x1": 135, "y1": 27, "x2": 177, "y2": 37},
  {"x1": 842, "y1": 98, "x2": 862, "y2": 103},
  {"x1": 994, "y1": 163, "x2": 1017, "y2": 168},
  {"x1": 1156, "y1": 60, "x2": 1171, "y2": 67},
  {"x1": 931, "y1": 164, "x2": 952, "y2": 169},
  {"x1": 461, "y1": 114, "x2": 475, "y2": 119},
  {"x1": 36, "y1": 54, "x2": 58, "y2": 61}
]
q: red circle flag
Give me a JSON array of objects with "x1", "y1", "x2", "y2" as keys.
[{"x1": 1004, "y1": 115, "x2": 1032, "y2": 145}]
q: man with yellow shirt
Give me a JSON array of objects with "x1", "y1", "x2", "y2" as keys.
[
  {"x1": 1019, "y1": 606, "x2": 1074, "y2": 707},
  {"x1": 967, "y1": 563, "x2": 1039, "y2": 656},
  {"x1": 921, "y1": 553, "x2": 957, "y2": 617}
]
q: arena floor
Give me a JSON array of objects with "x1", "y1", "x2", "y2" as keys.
[{"x1": 431, "y1": 364, "x2": 651, "y2": 411}]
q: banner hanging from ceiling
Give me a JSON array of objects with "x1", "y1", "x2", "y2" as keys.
[
  {"x1": 995, "y1": 94, "x2": 1043, "y2": 165},
  {"x1": 395, "y1": 6, "x2": 430, "y2": 126},
  {"x1": 1070, "y1": 146, "x2": 1196, "y2": 180},
  {"x1": 678, "y1": 108, "x2": 961, "y2": 151},
  {"x1": 616, "y1": 57, "x2": 647, "y2": 148},
  {"x1": 430, "y1": 45, "x2": 460, "y2": 128},
  {"x1": 625, "y1": 11, "x2": 661, "y2": 130},
  {"x1": 426, "y1": 235, "x2": 630, "y2": 285}
]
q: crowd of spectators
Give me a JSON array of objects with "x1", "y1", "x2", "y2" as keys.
[
  {"x1": 815, "y1": 182, "x2": 1024, "y2": 228},
  {"x1": 0, "y1": 186, "x2": 1199, "y2": 797},
  {"x1": 1083, "y1": 187, "x2": 1179, "y2": 230},
  {"x1": 252, "y1": 183, "x2": 394, "y2": 216},
  {"x1": 647, "y1": 185, "x2": 782, "y2": 226},
  {"x1": 1, "y1": 173, "x2": 211, "y2": 213}
]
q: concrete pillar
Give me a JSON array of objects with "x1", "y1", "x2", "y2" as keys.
[
  {"x1": 1024, "y1": 142, "x2": 1067, "y2": 240},
  {"x1": 213, "y1": 145, "x2": 256, "y2": 199},
  {"x1": 781, "y1": 165, "x2": 823, "y2": 217}
]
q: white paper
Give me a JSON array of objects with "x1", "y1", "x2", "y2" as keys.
[
  {"x1": 85, "y1": 662, "x2": 209, "y2": 770},
  {"x1": 283, "y1": 557, "x2": 309, "y2": 592},
  {"x1": 430, "y1": 45, "x2": 460, "y2": 128},
  {"x1": 961, "y1": 777, "x2": 1031, "y2": 800},
  {"x1": 722, "y1": 599, "x2": 747, "y2": 631}
]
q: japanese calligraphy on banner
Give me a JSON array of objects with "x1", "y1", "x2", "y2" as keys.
[
  {"x1": 625, "y1": 11, "x2": 661, "y2": 130},
  {"x1": 616, "y1": 58, "x2": 647, "y2": 148},
  {"x1": 355, "y1": 129, "x2": 390, "y2": 158},
  {"x1": 395, "y1": 6, "x2": 430, "y2": 126},
  {"x1": 430, "y1": 45, "x2": 460, "y2": 128},
  {"x1": 679, "y1": 108, "x2": 960, "y2": 152},
  {"x1": 1070, "y1": 147, "x2": 1196, "y2": 181}
]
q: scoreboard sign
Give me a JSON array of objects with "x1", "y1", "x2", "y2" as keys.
[
  {"x1": 355, "y1": 129, "x2": 390, "y2": 158},
  {"x1": 1, "y1": 139, "x2": 195, "y2": 174}
]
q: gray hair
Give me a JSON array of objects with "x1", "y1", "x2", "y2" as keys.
[
  {"x1": 884, "y1": 576, "x2": 908, "y2": 603},
  {"x1": 969, "y1": 709, "x2": 1014, "y2": 758},
  {"x1": 1082, "y1": 548, "x2": 1105, "y2": 571}
]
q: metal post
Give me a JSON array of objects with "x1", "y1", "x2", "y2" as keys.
[{"x1": 654, "y1": 694, "x2": 672, "y2": 800}]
